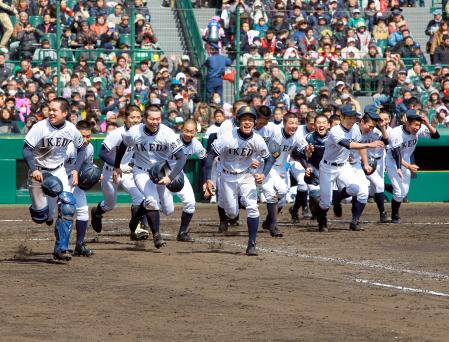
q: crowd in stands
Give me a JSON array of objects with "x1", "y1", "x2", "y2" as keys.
[
  {"x1": 0, "y1": 0, "x2": 448, "y2": 135},
  {"x1": 201, "y1": 0, "x2": 449, "y2": 130},
  {"x1": 0, "y1": 0, "x2": 208, "y2": 134}
]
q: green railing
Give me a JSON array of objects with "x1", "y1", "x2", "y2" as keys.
[
  {"x1": 431, "y1": 0, "x2": 443, "y2": 13},
  {"x1": 175, "y1": 0, "x2": 207, "y2": 100},
  {"x1": 234, "y1": 57, "x2": 440, "y2": 96}
]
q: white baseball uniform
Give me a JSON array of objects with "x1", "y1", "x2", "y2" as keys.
[
  {"x1": 386, "y1": 125, "x2": 430, "y2": 202},
  {"x1": 167, "y1": 137, "x2": 206, "y2": 214},
  {"x1": 122, "y1": 123, "x2": 183, "y2": 213},
  {"x1": 101, "y1": 126, "x2": 144, "y2": 211},
  {"x1": 212, "y1": 129, "x2": 269, "y2": 219},
  {"x1": 25, "y1": 119, "x2": 83, "y2": 215},
  {"x1": 289, "y1": 125, "x2": 313, "y2": 192},
  {"x1": 319, "y1": 124, "x2": 368, "y2": 209}
]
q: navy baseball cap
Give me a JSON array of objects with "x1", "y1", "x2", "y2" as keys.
[
  {"x1": 340, "y1": 104, "x2": 358, "y2": 117},
  {"x1": 405, "y1": 109, "x2": 422, "y2": 120},
  {"x1": 364, "y1": 104, "x2": 379, "y2": 119},
  {"x1": 398, "y1": 68, "x2": 407, "y2": 74}
]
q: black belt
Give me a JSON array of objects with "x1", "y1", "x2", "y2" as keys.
[
  {"x1": 136, "y1": 165, "x2": 150, "y2": 172},
  {"x1": 104, "y1": 164, "x2": 114, "y2": 171},
  {"x1": 324, "y1": 160, "x2": 345, "y2": 167},
  {"x1": 373, "y1": 156, "x2": 382, "y2": 160},
  {"x1": 36, "y1": 163, "x2": 63, "y2": 171},
  {"x1": 222, "y1": 168, "x2": 246, "y2": 175}
]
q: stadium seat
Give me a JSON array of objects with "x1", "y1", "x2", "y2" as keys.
[
  {"x1": 29, "y1": 16, "x2": 43, "y2": 28},
  {"x1": 9, "y1": 15, "x2": 17, "y2": 26}
]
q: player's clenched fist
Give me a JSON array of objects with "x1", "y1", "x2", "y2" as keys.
[
  {"x1": 31, "y1": 170, "x2": 43, "y2": 182},
  {"x1": 254, "y1": 173, "x2": 265, "y2": 184},
  {"x1": 203, "y1": 179, "x2": 215, "y2": 198},
  {"x1": 112, "y1": 168, "x2": 122, "y2": 184}
]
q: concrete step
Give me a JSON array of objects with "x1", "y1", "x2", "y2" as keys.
[{"x1": 146, "y1": 0, "x2": 185, "y2": 54}]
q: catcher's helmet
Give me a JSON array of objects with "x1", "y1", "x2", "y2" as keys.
[
  {"x1": 166, "y1": 172, "x2": 185, "y2": 193},
  {"x1": 290, "y1": 147, "x2": 302, "y2": 162},
  {"x1": 304, "y1": 167, "x2": 320, "y2": 186},
  {"x1": 267, "y1": 139, "x2": 281, "y2": 159},
  {"x1": 78, "y1": 163, "x2": 102, "y2": 191},
  {"x1": 149, "y1": 161, "x2": 185, "y2": 192},
  {"x1": 149, "y1": 161, "x2": 170, "y2": 184},
  {"x1": 41, "y1": 172, "x2": 63, "y2": 197},
  {"x1": 236, "y1": 105, "x2": 257, "y2": 123},
  {"x1": 363, "y1": 157, "x2": 378, "y2": 175}
]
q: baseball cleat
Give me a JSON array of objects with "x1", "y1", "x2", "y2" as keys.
[
  {"x1": 391, "y1": 214, "x2": 401, "y2": 224},
  {"x1": 380, "y1": 211, "x2": 389, "y2": 223},
  {"x1": 318, "y1": 218, "x2": 328, "y2": 232},
  {"x1": 53, "y1": 250, "x2": 72, "y2": 261},
  {"x1": 132, "y1": 225, "x2": 150, "y2": 240},
  {"x1": 229, "y1": 218, "x2": 240, "y2": 226},
  {"x1": 177, "y1": 232, "x2": 195, "y2": 242},
  {"x1": 153, "y1": 233, "x2": 166, "y2": 249},
  {"x1": 269, "y1": 227, "x2": 283, "y2": 238},
  {"x1": 45, "y1": 219, "x2": 54, "y2": 226},
  {"x1": 333, "y1": 201, "x2": 343, "y2": 218},
  {"x1": 246, "y1": 241, "x2": 258, "y2": 256},
  {"x1": 302, "y1": 206, "x2": 312, "y2": 219},
  {"x1": 74, "y1": 243, "x2": 94, "y2": 257},
  {"x1": 91, "y1": 207, "x2": 103, "y2": 233},
  {"x1": 218, "y1": 220, "x2": 228, "y2": 233},
  {"x1": 349, "y1": 220, "x2": 364, "y2": 231},
  {"x1": 288, "y1": 206, "x2": 299, "y2": 223}
]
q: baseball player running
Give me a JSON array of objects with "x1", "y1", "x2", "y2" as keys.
[
  {"x1": 288, "y1": 113, "x2": 316, "y2": 222},
  {"x1": 293, "y1": 114, "x2": 330, "y2": 222},
  {"x1": 261, "y1": 112, "x2": 306, "y2": 237},
  {"x1": 386, "y1": 109, "x2": 439, "y2": 223},
  {"x1": 90, "y1": 105, "x2": 150, "y2": 241},
  {"x1": 358, "y1": 105, "x2": 390, "y2": 223},
  {"x1": 64, "y1": 120, "x2": 95, "y2": 256},
  {"x1": 316, "y1": 104, "x2": 385, "y2": 232},
  {"x1": 214, "y1": 100, "x2": 248, "y2": 232},
  {"x1": 168, "y1": 119, "x2": 206, "y2": 242},
  {"x1": 113, "y1": 105, "x2": 187, "y2": 249},
  {"x1": 23, "y1": 98, "x2": 85, "y2": 261},
  {"x1": 203, "y1": 105, "x2": 275, "y2": 256}
]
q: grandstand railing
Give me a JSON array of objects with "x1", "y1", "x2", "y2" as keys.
[
  {"x1": 232, "y1": 57, "x2": 443, "y2": 96},
  {"x1": 175, "y1": 0, "x2": 208, "y2": 101}
]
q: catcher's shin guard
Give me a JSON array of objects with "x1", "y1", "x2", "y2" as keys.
[{"x1": 54, "y1": 192, "x2": 76, "y2": 253}]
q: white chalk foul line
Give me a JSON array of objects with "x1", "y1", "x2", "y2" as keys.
[
  {"x1": 174, "y1": 235, "x2": 449, "y2": 281},
  {"x1": 354, "y1": 279, "x2": 449, "y2": 298}
]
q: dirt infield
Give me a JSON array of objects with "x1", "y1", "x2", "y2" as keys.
[{"x1": 1, "y1": 203, "x2": 449, "y2": 341}]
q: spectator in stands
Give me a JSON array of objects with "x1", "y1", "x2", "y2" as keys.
[
  {"x1": 17, "y1": 23, "x2": 43, "y2": 58},
  {"x1": 63, "y1": 74, "x2": 87, "y2": 99},
  {"x1": 32, "y1": 38, "x2": 56, "y2": 60},
  {"x1": 12, "y1": 0, "x2": 32, "y2": 16},
  {"x1": 76, "y1": 20, "x2": 97, "y2": 57},
  {"x1": 37, "y1": 13, "x2": 56, "y2": 34},
  {"x1": 135, "y1": 0, "x2": 151, "y2": 22},
  {"x1": 433, "y1": 34, "x2": 449, "y2": 64},
  {"x1": 89, "y1": 0, "x2": 110, "y2": 18},
  {"x1": 116, "y1": 14, "x2": 131, "y2": 34},
  {"x1": 107, "y1": 3, "x2": 123, "y2": 25},
  {"x1": 30, "y1": 0, "x2": 49, "y2": 16},
  {"x1": 91, "y1": 15, "x2": 108, "y2": 37},
  {"x1": 0, "y1": 108, "x2": 19, "y2": 133},
  {"x1": 205, "y1": 43, "x2": 231, "y2": 105},
  {"x1": 0, "y1": 53, "x2": 11, "y2": 84}
]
